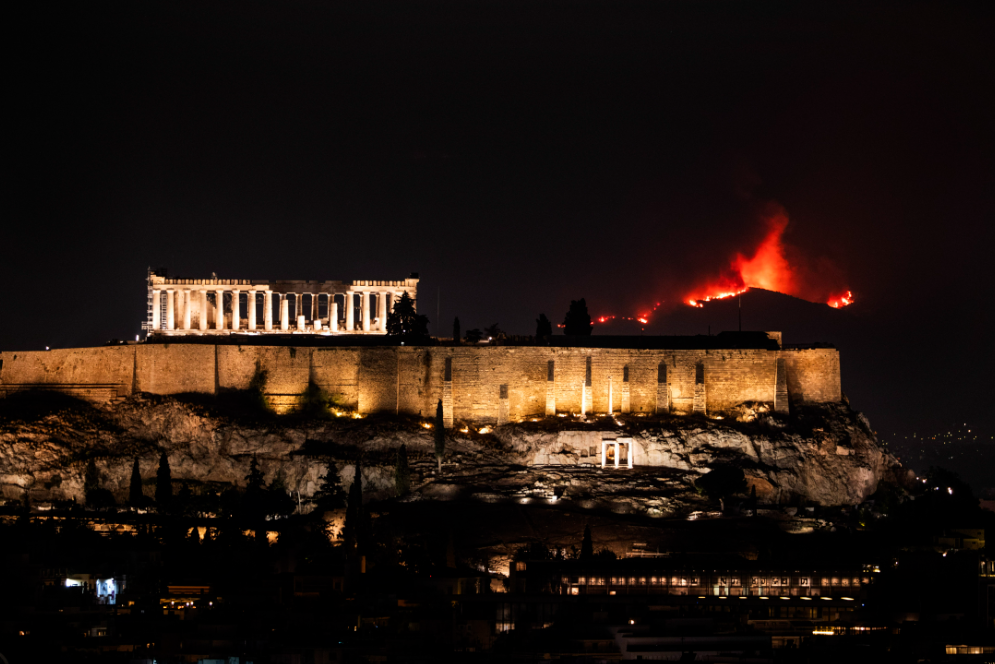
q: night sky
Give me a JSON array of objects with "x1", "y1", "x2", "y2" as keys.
[{"x1": 6, "y1": 2, "x2": 993, "y2": 451}]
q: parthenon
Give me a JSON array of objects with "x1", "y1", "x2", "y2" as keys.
[{"x1": 143, "y1": 270, "x2": 419, "y2": 336}]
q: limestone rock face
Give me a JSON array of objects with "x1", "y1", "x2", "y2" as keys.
[{"x1": 0, "y1": 395, "x2": 906, "y2": 510}]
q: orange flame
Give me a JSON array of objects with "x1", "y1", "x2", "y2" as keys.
[
  {"x1": 685, "y1": 205, "x2": 852, "y2": 309},
  {"x1": 827, "y1": 290, "x2": 854, "y2": 308}
]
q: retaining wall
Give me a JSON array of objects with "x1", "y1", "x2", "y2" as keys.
[{"x1": 0, "y1": 343, "x2": 841, "y2": 421}]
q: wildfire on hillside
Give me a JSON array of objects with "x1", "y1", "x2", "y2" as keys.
[
  {"x1": 685, "y1": 204, "x2": 853, "y2": 310},
  {"x1": 594, "y1": 203, "x2": 853, "y2": 326}
]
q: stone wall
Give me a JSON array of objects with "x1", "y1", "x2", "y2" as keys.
[{"x1": 0, "y1": 342, "x2": 841, "y2": 421}]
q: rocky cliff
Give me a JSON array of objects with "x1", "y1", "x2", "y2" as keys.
[{"x1": 0, "y1": 392, "x2": 909, "y2": 513}]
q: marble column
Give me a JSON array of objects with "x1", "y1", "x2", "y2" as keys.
[
  {"x1": 216, "y1": 290, "x2": 225, "y2": 330},
  {"x1": 151, "y1": 290, "x2": 161, "y2": 330},
  {"x1": 199, "y1": 290, "x2": 208, "y2": 331},
  {"x1": 362, "y1": 292, "x2": 371, "y2": 331},
  {"x1": 311, "y1": 293, "x2": 319, "y2": 321},
  {"x1": 378, "y1": 292, "x2": 388, "y2": 331},
  {"x1": 264, "y1": 291, "x2": 273, "y2": 330},
  {"x1": 166, "y1": 289, "x2": 175, "y2": 330},
  {"x1": 247, "y1": 291, "x2": 257, "y2": 330},
  {"x1": 280, "y1": 295, "x2": 289, "y2": 331},
  {"x1": 232, "y1": 290, "x2": 241, "y2": 331},
  {"x1": 330, "y1": 298, "x2": 339, "y2": 333},
  {"x1": 183, "y1": 290, "x2": 192, "y2": 330},
  {"x1": 346, "y1": 292, "x2": 355, "y2": 331}
]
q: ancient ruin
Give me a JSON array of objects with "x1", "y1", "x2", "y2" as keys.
[{"x1": 143, "y1": 270, "x2": 420, "y2": 336}]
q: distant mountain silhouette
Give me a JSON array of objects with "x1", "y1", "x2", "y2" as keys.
[{"x1": 594, "y1": 288, "x2": 862, "y2": 348}]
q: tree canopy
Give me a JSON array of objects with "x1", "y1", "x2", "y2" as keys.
[
  {"x1": 386, "y1": 292, "x2": 429, "y2": 336},
  {"x1": 562, "y1": 299, "x2": 593, "y2": 335},
  {"x1": 535, "y1": 313, "x2": 553, "y2": 339}
]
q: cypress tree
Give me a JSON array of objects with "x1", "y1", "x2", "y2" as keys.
[
  {"x1": 452, "y1": 317, "x2": 461, "y2": 343},
  {"x1": 84, "y1": 459, "x2": 99, "y2": 495},
  {"x1": 155, "y1": 452, "x2": 172, "y2": 509},
  {"x1": 344, "y1": 462, "x2": 363, "y2": 557},
  {"x1": 395, "y1": 444, "x2": 411, "y2": 496},
  {"x1": 580, "y1": 524, "x2": 594, "y2": 560},
  {"x1": 129, "y1": 458, "x2": 144, "y2": 508},
  {"x1": 434, "y1": 399, "x2": 445, "y2": 473}
]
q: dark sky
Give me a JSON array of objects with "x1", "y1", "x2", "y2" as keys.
[{"x1": 7, "y1": 1, "x2": 994, "y2": 443}]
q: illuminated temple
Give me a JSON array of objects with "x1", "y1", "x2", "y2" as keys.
[{"x1": 143, "y1": 270, "x2": 420, "y2": 336}]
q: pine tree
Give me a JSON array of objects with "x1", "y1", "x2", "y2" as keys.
[
  {"x1": 155, "y1": 452, "x2": 172, "y2": 509},
  {"x1": 128, "y1": 458, "x2": 144, "y2": 508},
  {"x1": 452, "y1": 317, "x2": 461, "y2": 343},
  {"x1": 563, "y1": 299, "x2": 593, "y2": 336},
  {"x1": 395, "y1": 444, "x2": 411, "y2": 496},
  {"x1": 386, "y1": 292, "x2": 429, "y2": 336},
  {"x1": 434, "y1": 399, "x2": 445, "y2": 474},
  {"x1": 580, "y1": 524, "x2": 594, "y2": 560}
]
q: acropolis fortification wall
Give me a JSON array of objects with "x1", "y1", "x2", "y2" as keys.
[{"x1": 0, "y1": 343, "x2": 840, "y2": 423}]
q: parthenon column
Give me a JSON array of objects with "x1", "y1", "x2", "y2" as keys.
[
  {"x1": 264, "y1": 291, "x2": 273, "y2": 330},
  {"x1": 199, "y1": 290, "x2": 208, "y2": 331},
  {"x1": 232, "y1": 290, "x2": 242, "y2": 330},
  {"x1": 362, "y1": 292, "x2": 371, "y2": 331},
  {"x1": 280, "y1": 295, "x2": 289, "y2": 331},
  {"x1": 183, "y1": 289, "x2": 192, "y2": 330},
  {"x1": 346, "y1": 292, "x2": 355, "y2": 331},
  {"x1": 151, "y1": 290, "x2": 161, "y2": 330},
  {"x1": 378, "y1": 292, "x2": 388, "y2": 331},
  {"x1": 330, "y1": 297, "x2": 339, "y2": 333},
  {"x1": 215, "y1": 290, "x2": 225, "y2": 330},
  {"x1": 166, "y1": 289, "x2": 175, "y2": 330},
  {"x1": 311, "y1": 293, "x2": 319, "y2": 321},
  {"x1": 247, "y1": 291, "x2": 256, "y2": 330}
]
